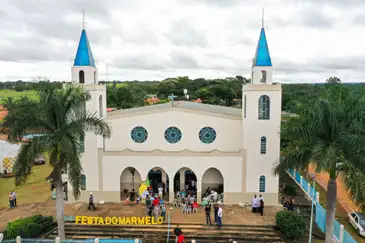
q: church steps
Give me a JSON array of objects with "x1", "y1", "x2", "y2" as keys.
[
  {"x1": 63, "y1": 222, "x2": 274, "y2": 230},
  {"x1": 45, "y1": 222, "x2": 284, "y2": 243},
  {"x1": 47, "y1": 232, "x2": 283, "y2": 242}
]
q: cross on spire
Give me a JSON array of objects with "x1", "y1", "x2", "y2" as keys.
[
  {"x1": 262, "y1": 8, "x2": 265, "y2": 28},
  {"x1": 81, "y1": 10, "x2": 87, "y2": 29}
]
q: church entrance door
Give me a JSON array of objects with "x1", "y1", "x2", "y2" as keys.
[{"x1": 147, "y1": 167, "x2": 169, "y2": 201}]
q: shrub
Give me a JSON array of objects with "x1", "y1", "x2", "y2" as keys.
[
  {"x1": 14, "y1": 85, "x2": 24, "y2": 92},
  {"x1": 6, "y1": 215, "x2": 54, "y2": 239},
  {"x1": 283, "y1": 184, "x2": 297, "y2": 196},
  {"x1": 276, "y1": 210, "x2": 306, "y2": 241}
]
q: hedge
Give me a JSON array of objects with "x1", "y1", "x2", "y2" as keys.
[
  {"x1": 6, "y1": 215, "x2": 54, "y2": 239},
  {"x1": 276, "y1": 210, "x2": 306, "y2": 241}
]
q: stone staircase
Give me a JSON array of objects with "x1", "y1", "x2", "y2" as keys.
[{"x1": 45, "y1": 222, "x2": 284, "y2": 243}]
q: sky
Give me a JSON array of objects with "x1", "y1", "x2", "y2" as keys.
[{"x1": 1, "y1": 0, "x2": 365, "y2": 83}]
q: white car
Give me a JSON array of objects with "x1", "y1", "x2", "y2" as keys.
[{"x1": 348, "y1": 212, "x2": 365, "y2": 237}]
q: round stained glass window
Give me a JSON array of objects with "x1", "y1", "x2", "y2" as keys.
[
  {"x1": 164, "y1": 126, "x2": 182, "y2": 144},
  {"x1": 131, "y1": 126, "x2": 148, "y2": 143},
  {"x1": 199, "y1": 127, "x2": 216, "y2": 144}
]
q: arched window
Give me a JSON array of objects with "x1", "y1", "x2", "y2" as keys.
[
  {"x1": 259, "y1": 176, "x2": 265, "y2": 192},
  {"x1": 260, "y1": 136, "x2": 267, "y2": 154},
  {"x1": 81, "y1": 174, "x2": 86, "y2": 190},
  {"x1": 94, "y1": 71, "x2": 97, "y2": 84},
  {"x1": 244, "y1": 95, "x2": 247, "y2": 118},
  {"x1": 99, "y1": 95, "x2": 103, "y2": 117},
  {"x1": 258, "y1": 95, "x2": 270, "y2": 120},
  {"x1": 79, "y1": 70, "x2": 85, "y2": 83},
  {"x1": 260, "y1": 70, "x2": 267, "y2": 83}
]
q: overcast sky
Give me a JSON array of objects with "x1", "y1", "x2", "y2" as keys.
[{"x1": 1, "y1": 0, "x2": 365, "y2": 83}]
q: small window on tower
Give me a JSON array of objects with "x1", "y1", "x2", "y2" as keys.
[
  {"x1": 260, "y1": 70, "x2": 267, "y2": 83},
  {"x1": 79, "y1": 70, "x2": 85, "y2": 83}
]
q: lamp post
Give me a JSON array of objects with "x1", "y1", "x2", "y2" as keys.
[{"x1": 309, "y1": 173, "x2": 316, "y2": 243}]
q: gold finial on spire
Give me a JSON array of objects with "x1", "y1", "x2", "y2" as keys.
[{"x1": 262, "y1": 8, "x2": 264, "y2": 28}]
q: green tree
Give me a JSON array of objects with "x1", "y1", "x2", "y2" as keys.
[
  {"x1": 2, "y1": 97, "x2": 16, "y2": 110},
  {"x1": 326, "y1": 76, "x2": 341, "y2": 84},
  {"x1": 0, "y1": 84, "x2": 112, "y2": 239},
  {"x1": 274, "y1": 88, "x2": 365, "y2": 242}
]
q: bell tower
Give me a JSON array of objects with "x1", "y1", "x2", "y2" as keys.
[
  {"x1": 242, "y1": 9, "x2": 282, "y2": 205},
  {"x1": 67, "y1": 13, "x2": 107, "y2": 200}
]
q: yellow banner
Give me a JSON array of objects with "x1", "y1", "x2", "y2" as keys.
[{"x1": 75, "y1": 216, "x2": 164, "y2": 225}]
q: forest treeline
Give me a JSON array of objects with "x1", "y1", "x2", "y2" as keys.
[{"x1": 0, "y1": 76, "x2": 362, "y2": 112}]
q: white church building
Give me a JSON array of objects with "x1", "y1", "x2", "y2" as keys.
[{"x1": 66, "y1": 24, "x2": 282, "y2": 205}]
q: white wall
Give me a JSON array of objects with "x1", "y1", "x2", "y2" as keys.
[
  {"x1": 102, "y1": 156, "x2": 242, "y2": 193},
  {"x1": 202, "y1": 168, "x2": 223, "y2": 183},
  {"x1": 242, "y1": 84, "x2": 281, "y2": 193},
  {"x1": 105, "y1": 111, "x2": 242, "y2": 152}
]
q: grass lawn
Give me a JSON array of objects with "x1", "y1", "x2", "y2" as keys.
[
  {"x1": 314, "y1": 183, "x2": 364, "y2": 242},
  {"x1": 0, "y1": 164, "x2": 52, "y2": 209},
  {"x1": 106, "y1": 83, "x2": 126, "y2": 88},
  {"x1": 0, "y1": 89, "x2": 39, "y2": 101}
]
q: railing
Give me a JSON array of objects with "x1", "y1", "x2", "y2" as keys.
[
  {"x1": 287, "y1": 169, "x2": 357, "y2": 243},
  {"x1": 0, "y1": 236, "x2": 142, "y2": 243}
]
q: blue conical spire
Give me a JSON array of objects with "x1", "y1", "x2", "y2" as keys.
[
  {"x1": 252, "y1": 28, "x2": 272, "y2": 67},
  {"x1": 74, "y1": 29, "x2": 95, "y2": 67}
]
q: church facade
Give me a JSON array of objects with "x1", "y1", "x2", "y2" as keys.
[{"x1": 65, "y1": 25, "x2": 282, "y2": 205}]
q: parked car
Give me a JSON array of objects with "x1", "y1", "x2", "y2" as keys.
[
  {"x1": 34, "y1": 155, "x2": 45, "y2": 165},
  {"x1": 348, "y1": 212, "x2": 365, "y2": 236}
]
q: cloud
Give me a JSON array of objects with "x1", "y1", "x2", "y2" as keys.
[
  {"x1": 1, "y1": 0, "x2": 365, "y2": 82},
  {"x1": 163, "y1": 20, "x2": 208, "y2": 47}
]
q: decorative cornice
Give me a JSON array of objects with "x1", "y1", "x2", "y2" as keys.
[{"x1": 101, "y1": 148, "x2": 245, "y2": 157}]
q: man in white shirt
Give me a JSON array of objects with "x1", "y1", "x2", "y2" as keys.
[
  {"x1": 252, "y1": 195, "x2": 258, "y2": 213},
  {"x1": 158, "y1": 186, "x2": 163, "y2": 198},
  {"x1": 258, "y1": 194, "x2": 264, "y2": 202},
  {"x1": 11, "y1": 191, "x2": 17, "y2": 207},
  {"x1": 217, "y1": 204, "x2": 223, "y2": 229}
]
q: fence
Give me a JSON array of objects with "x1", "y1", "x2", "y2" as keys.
[
  {"x1": 0, "y1": 237, "x2": 143, "y2": 243},
  {"x1": 287, "y1": 169, "x2": 357, "y2": 243}
]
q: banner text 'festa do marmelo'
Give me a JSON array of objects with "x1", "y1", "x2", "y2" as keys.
[{"x1": 75, "y1": 216, "x2": 164, "y2": 225}]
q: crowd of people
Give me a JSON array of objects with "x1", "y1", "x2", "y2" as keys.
[
  {"x1": 281, "y1": 196, "x2": 295, "y2": 211},
  {"x1": 251, "y1": 194, "x2": 265, "y2": 216}
]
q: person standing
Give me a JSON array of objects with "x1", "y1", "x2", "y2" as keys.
[
  {"x1": 88, "y1": 192, "x2": 96, "y2": 210},
  {"x1": 8, "y1": 192, "x2": 14, "y2": 209},
  {"x1": 252, "y1": 195, "x2": 258, "y2": 213},
  {"x1": 158, "y1": 185, "x2": 163, "y2": 198},
  {"x1": 258, "y1": 194, "x2": 264, "y2": 203},
  {"x1": 259, "y1": 199, "x2": 264, "y2": 216},
  {"x1": 161, "y1": 204, "x2": 166, "y2": 221},
  {"x1": 217, "y1": 204, "x2": 223, "y2": 229},
  {"x1": 205, "y1": 204, "x2": 212, "y2": 225},
  {"x1": 177, "y1": 232, "x2": 185, "y2": 243},
  {"x1": 174, "y1": 225, "x2": 182, "y2": 243},
  {"x1": 214, "y1": 204, "x2": 219, "y2": 222},
  {"x1": 11, "y1": 191, "x2": 17, "y2": 207}
]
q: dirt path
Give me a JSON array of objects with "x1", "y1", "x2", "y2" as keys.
[
  {"x1": 0, "y1": 200, "x2": 282, "y2": 232},
  {"x1": 309, "y1": 165, "x2": 358, "y2": 213}
]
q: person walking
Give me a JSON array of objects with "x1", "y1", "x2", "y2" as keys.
[
  {"x1": 217, "y1": 204, "x2": 223, "y2": 229},
  {"x1": 205, "y1": 204, "x2": 212, "y2": 225},
  {"x1": 88, "y1": 192, "x2": 96, "y2": 210}
]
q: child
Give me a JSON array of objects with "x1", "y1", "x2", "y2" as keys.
[
  {"x1": 192, "y1": 201, "x2": 198, "y2": 213},
  {"x1": 161, "y1": 204, "x2": 166, "y2": 221}
]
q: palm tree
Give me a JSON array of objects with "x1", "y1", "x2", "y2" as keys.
[
  {"x1": 274, "y1": 87, "x2": 365, "y2": 242},
  {"x1": 0, "y1": 84, "x2": 111, "y2": 240},
  {"x1": 2, "y1": 97, "x2": 15, "y2": 110}
]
